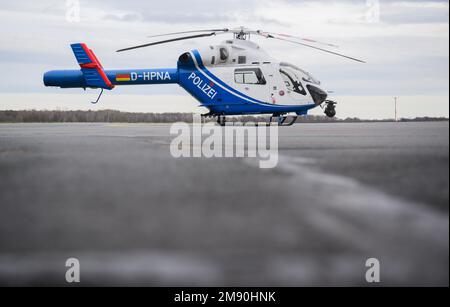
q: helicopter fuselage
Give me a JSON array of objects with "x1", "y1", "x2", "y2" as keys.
[
  {"x1": 43, "y1": 39, "x2": 329, "y2": 117},
  {"x1": 177, "y1": 39, "x2": 328, "y2": 115}
]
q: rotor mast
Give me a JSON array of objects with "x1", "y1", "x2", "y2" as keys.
[{"x1": 234, "y1": 26, "x2": 250, "y2": 40}]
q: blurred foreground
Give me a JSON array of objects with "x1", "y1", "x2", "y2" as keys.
[{"x1": 0, "y1": 122, "x2": 448, "y2": 286}]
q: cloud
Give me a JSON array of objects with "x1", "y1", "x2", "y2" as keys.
[{"x1": 380, "y1": 1, "x2": 449, "y2": 25}]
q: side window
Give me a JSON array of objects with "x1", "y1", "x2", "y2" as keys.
[
  {"x1": 234, "y1": 68, "x2": 266, "y2": 85},
  {"x1": 243, "y1": 72, "x2": 258, "y2": 84},
  {"x1": 235, "y1": 73, "x2": 244, "y2": 84}
]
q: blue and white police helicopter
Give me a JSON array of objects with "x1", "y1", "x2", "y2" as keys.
[{"x1": 43, "y1": 27, "x2": 365, "y2": 126}]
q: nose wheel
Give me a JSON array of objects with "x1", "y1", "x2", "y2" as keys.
[{"x1": 324, "y1": 100, "x2": 337, "y2": 118}]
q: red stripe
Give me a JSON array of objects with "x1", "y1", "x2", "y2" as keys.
[
  {"x1": 90, "y1": 50, "x2": 103, "y2": 69},
  {"x1": 80, "y1": 43, "x2": 114, "y2": 89}
]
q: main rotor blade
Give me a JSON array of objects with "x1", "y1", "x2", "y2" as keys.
[
  {"x1": 117, "y1": 33, "x2": 217, "y2": 52},
  {"x1": 147, "y1": 29, "x2": 229, "y2": 38},
  {"x1": 269, "y1": 36, "x2": 366, "y2": 63},
  {"x1": 265, "y1": 32, "x2": 339, "y2": 48}
]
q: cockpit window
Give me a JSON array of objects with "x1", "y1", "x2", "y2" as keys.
[
  {"x1": 235, "y1": 68, "x2": 267, "y2": 85},
  {"x1": 280, "y1": 69, "x2": 307, "y2": 95},
  {"x1": 280, "y1": 62, "x2": 321, "y2": 85}
]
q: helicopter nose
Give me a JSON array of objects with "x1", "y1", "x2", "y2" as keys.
[{"x1": 307, "y1": 85, "x2": 328, "y2": 105}]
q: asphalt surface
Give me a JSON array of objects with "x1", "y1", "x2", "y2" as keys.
[{"x1": 0, "y1": 122, "x2": 448, "y2": 286}]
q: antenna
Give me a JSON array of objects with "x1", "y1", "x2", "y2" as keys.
[
  {"x1": 91, "y1": 88, "x2": 104, "y2": 104},
  {"x1": 394, "y1": 97, "x2": 398, "y2": 122}
]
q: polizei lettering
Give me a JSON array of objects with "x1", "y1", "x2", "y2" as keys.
[{"x1": 188, "y1": 72, "x2": 218, "y2": 100}]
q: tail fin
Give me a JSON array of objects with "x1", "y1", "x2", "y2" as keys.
[{"x1": 71, "y1": 43, "x2": 115, "y2": 90}]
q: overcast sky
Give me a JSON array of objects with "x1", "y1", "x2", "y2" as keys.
[{"x1": 0, "y1": 0, "x2": 448, "y2": 119}]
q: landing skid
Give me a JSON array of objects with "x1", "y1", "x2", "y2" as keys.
[
  {"x1": 269, "y1": 115, "x2": 298, "y2": 126},
  {"x1": 201, "y1": 113, "x2": 298, "y2": 127}
]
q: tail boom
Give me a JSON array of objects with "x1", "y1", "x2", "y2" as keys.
[{"x1": 43, "y1": 43, "x2": 178, "y2": 89}]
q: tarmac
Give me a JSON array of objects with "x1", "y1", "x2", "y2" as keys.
[{"x1": 0, "y1": 121, "x2": 448, "y2": 286}]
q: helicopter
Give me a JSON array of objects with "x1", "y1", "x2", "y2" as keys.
[{"x1": 43, "y1": 27, "x2": 365, "y2": 126}]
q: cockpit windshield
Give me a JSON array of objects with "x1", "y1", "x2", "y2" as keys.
[{"x1": 280, "y1": 62, "x2": 321, "y2": 85}]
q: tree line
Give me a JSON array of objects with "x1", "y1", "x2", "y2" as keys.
[
  {"x1": 0, "y1": 110, "x2": 193, "y2": 123},
  {"x1": 0, "y1": 110, "x2": 447, "y2": 123}
]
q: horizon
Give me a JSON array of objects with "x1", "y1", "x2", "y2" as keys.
[{"x1": 1, "y1": 108, "x2": 448, "y2": 123}]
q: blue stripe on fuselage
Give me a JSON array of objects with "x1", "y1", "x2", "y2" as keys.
[{"x1": 191, "y1": 50, "x2": 270, "y2": 105}]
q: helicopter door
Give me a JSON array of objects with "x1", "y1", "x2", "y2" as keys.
[
  {"x1": 234, "y1": 68, "x2": 268, "y2": 103},
  {"x1": 280, "y1": 68, "x2": 307, "y2": 102}
]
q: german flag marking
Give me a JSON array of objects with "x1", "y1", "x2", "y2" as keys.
[{"x1": 116, "y1": 74, "x2": 131, "y2": 82}]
